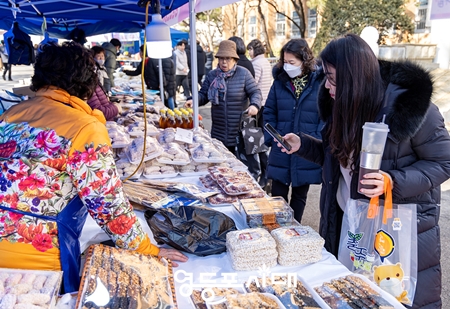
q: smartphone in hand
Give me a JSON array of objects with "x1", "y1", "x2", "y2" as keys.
[{"x1": 264, "y1": 123, "x2": 292, "y2": 151}]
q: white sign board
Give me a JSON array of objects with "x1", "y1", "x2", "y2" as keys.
[{"x1": 430, "y1": 0, "x2": 450, "y2": 20}]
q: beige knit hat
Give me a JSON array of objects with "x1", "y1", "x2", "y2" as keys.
[{"x1": 215, "y1": 40, "x2": 239, "y2": 60}]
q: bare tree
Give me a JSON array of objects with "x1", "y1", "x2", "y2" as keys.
[
  {"x1": 222, "y1": 1, "x2": 252, "y2": 37},
  {"x1": 197, "y1": 9, "x2": 223, "y2": 49},
  {"x1": 257, "y1": 0, "x2": 275, "y2": 56},
  {"x1": 264, "y1": 0, "x2": 308, "y2": 38}
]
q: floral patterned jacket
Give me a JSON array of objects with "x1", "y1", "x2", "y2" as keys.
[{"x1": 0, "y1": 87, "x2": 158, "y2": 271}]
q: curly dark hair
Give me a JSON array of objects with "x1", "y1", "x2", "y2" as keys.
[
  {"x1": 276, "y1": 39, "x2": 315, "y2": 75},
  {"x1": 247, "y1": 39, "x2": 265, "y2": 57},
  {"x1": 228, "y1": 36, "x2": 246, "y2": 55},
  {"x1": 31, "y1": 41, "x2": 97, "y2": 100}
]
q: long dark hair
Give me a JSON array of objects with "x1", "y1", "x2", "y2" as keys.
[
  {"x1": 277, "y1": 39, "x2": 315, "y2": 76},
  {"x1": 320, "y1": 33, "x2": 384, "y2": 170},
  {"x1": 31, "y1": 41, "x2": 97, "y2": 100}
]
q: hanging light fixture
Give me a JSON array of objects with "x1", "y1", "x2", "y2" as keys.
[{"x1": 144, "y1": 0, "x2": 172, "y2": 58}]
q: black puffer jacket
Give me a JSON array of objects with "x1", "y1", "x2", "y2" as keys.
[
  {"x1": 123, "y1": 57, "x2": 176, "y2": 98},
  {"x1": 198, "y1": 66, "x2": 262, "y2": 147},
  {"x1": 146, "y1": 58, "x2": 176, "y2": 98},
  {"x1": 297, "y1": 60, "x2": 450, "y2": 308}
]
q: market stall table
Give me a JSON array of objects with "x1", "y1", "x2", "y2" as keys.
[{"x1": 79, "y1": 176, "x2": 406, "y2": 309}]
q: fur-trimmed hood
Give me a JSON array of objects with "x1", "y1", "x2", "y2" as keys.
[{"x1": 318, "y1": 60, "x2": 433, "y2": 141}]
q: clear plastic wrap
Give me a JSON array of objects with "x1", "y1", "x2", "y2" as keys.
[
  {"x1": 76, "y1": 244, "x2": 175, "y2": 309},
  {"x1": 239, "y1": 197, "x2": 294, "y2": 229},
  {"x1": 0, "y1": 268, "x2": 62, "y2": 309}
]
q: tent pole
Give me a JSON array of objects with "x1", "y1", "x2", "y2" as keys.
[
  {"x1": 159, "y1": 58, "x2": 165, "y2": 104},
  {"x1": 189, "y1": 0, "x2": 199, "y2": 129}
]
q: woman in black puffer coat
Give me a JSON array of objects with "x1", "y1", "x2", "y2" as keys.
[
  {"x1": 124, "y1": 45, "x2": 176, "y2": 109},
  {"x1": 281, "y1": 34, "x2": 450, "y2": 309}
]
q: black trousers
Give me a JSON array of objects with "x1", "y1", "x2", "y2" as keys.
[
  {"x1": 176, "y1": 75, "x2": 190, "y2": 97},
  {"x1": 271, "y1": 180, "x2": 310, "y2": 223},
  {"x1": 3, "y1": 63, "x2": 11, "y2": 80}
]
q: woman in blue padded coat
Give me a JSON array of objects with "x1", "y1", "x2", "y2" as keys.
[{"x1": 263, "y1": 38, "x2": 324, "y2": 223}]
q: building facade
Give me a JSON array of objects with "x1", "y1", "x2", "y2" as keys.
[{"x1": 222, "y1": 0, "x2": 317, "y2": 56}]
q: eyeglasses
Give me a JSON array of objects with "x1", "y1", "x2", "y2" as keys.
[{"x1": 218, "y1": 57, "x2": 233, "y2": 62}]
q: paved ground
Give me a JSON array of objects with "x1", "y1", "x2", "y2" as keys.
[{"x1": 3, "y1": 64, "x2": 450, "y2": 307}]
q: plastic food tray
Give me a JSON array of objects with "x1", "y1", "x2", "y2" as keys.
[
  {"x1": 305, "y1": 273, "x2": 405, "y2": 309},
  {"x1": 76, "y1": 244, "x2": 176, "y2": 309},
  {"x1": 126, "y1": 149, "x2": 163, "y2": 165},
  {"x1": 240, "y1": 197, "x2": 294, "y2": 228},
  {"x1": 157, "y1": 158, "x2": 191, "y2": 166},
  {"x1": 142, "y1": 172, "x2": 179, "y2": 179},
  {"x1": 0, "y1": 267, "x2": 63, "y2": 309},
  {"x1": 178, "y1": 171, "x2": 209, "y2": 177}
]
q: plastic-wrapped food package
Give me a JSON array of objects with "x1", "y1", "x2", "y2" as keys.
[
  {"x1": 143, "y1": 159, "x2": 178, "y2": 179},
  {"x1": 157, "y1": 142, "x2": 190, "y2": 165},
  {"x1": 125, "y1": 136, "x2": 163, "y2": 164},
  {"x1": 226, "y1": 228, "x2": 278, "y2": 270},
  {"x1": 271, "y1": 225, "x2": 324, "y2": 266},
  {"x1": 76, "y1": 244, "x2": 175, "y2": 309},
  {"x1": 239, "y1": 197, "x2": 294, "y2": 229},
  {"x1": 0, "y1": 268, "x2": 62, "y2": 309},
  {"x1": 245, "y1": 276, "x2": 322, "y2": 309},
  {"x1": 314, "y1": 275, "x2": 396, "y2": 309}
]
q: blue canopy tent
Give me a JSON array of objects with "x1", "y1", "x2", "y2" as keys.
[{"x1": 0, "y1": 1, "x2": 189, "y2": 43}]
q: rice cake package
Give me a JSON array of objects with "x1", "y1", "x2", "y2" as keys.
[
  {"x1": 226, "y1": 228, "x2": 278, "y2": 270},
  {"x1": 271, "y1": 225, "x2": 324, "y2": 266},
  {"x1": 0, "y1": 268, "x2": 62, "y2": 309},
  {"x1": 240, "y1": 197, "x2": 294, "y2": 229}
]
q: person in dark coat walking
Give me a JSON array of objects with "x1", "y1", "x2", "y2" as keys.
[
  {"x1": 0, "y1": 40, "x2": 11, "y2": 81},
  {"x1": 264, "y1": 39, "x2": 324, "y2": 223},
  {"x1": 204, "y1": 45, "x2": 214, "y2": 79},
  {"x1": 228, "y1": 36, "x2": 255, "y2": 77},
  {"x1": 280, "y1": 34, "x2": 450, "y2": 309},
  {"x1": 186, "y1": 40, "x2": 207, "y2": 91},
  {"x1": 123, "y1": 45, "x2": 176, "y2": 109},
  {"x1": 185, "y1": 40, "x2": 262, "y2": 153},
  {"x1": 102, "y1": 38, "x2": 121, "y2": 88}
]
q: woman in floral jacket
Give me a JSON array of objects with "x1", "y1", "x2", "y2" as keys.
[{"x1": 0, "y1": 42, "x2": 187, "y2": 292}]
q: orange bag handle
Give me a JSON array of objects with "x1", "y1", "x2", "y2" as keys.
[{"x1": 367, "y1": 173, "x2": 393, "y2": 225}]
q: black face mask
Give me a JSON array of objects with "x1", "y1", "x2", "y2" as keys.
[{"x1": 116, "y1": 51, "x2": 121, "y2": 56}]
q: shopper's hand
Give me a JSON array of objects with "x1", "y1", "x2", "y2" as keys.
[
  {"x1": 245, "y1": 105, "x2": 258, "y2": 116},
  {"x1": 158, "y1": 248, "x2": 188, "y2": 267},
  {"x1": 278, "y1": 133, "x2": 301, "y2": 154},
  {"x1": 185, "y1": 99, "x2": 193, "y2": 108},
  {"x1": 114, "y1": 103, "x2": 122, "y2": 114},
  {"x1": 358, "y1": 171, "x2": 393, "y2": 198}
]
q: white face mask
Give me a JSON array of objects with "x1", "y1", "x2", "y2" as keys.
[
  {"x1": 96, "y1": 59, "x2": 105, "y2": 66},
  {"x1": 283, "y1": 63, "x2": 302, "y2": 78}
]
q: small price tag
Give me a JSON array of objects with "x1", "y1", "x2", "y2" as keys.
[
  {"x1": 392, "y1": 218, "x2": 402, "y2": 231},
  {"x1": 175, "y1": 128, "x2": 193, "y2": 144}
]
